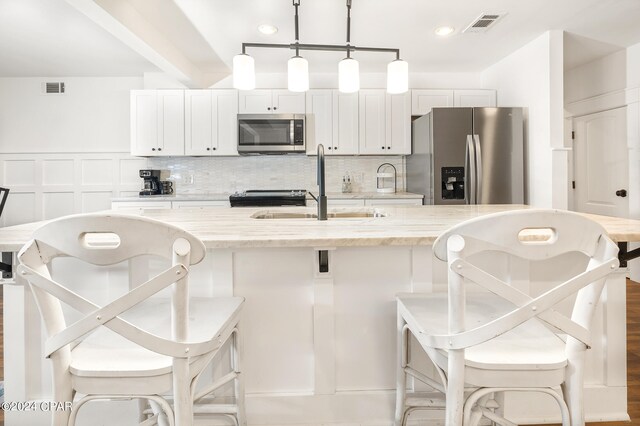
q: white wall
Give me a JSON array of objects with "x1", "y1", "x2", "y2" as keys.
[
  {"x1": 142, "y1": 71, "x2": 483, "y2": 90},
  {"x1": 0, "y1": 76, "x2": 142, "y2": 153},
  {"x1": 481, "y1": 31, "x2": 565, "y2": 208},
  {"x1": 564, "y1": 50, "x2": 626, "y2": 104},
  {"x1": 0, "y1": 76, "x2": 145, "y2": 225},
  {"x1": 627, "y1": 42, "x2": 640, "y2": 221}
]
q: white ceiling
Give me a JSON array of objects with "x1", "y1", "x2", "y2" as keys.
[
  {"x1": 0, "y1": 0, "x2": 158, "y2": 77},
  {"x1": 2, "y1": 0, "x2": 640, "y2": 78}
]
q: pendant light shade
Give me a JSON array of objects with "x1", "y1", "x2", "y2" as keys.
[
  {"x1": 288, "y1": 56, "x2": 309, "y2": 92},
  {"x1": 233, "y1": 54, "x2": 255, "y2": 90},
  {"x1": 387, "y1": 59, "x2": 408, "y2": 94},
  {"x1": 236, "y1": 0, "x2": 408, "y2": 95},
  {"x1": 338, "y1": 57, "x2": 360, "y2": 93}
]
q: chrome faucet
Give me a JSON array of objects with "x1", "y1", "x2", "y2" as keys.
[{"x1": 309, "y1": 144, "x2": 328, "y2": 220}]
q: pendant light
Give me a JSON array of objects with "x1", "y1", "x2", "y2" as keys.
[
  {"x1": 233, "y1": 53, "x2": 255, "y2": 90},
  {"x1": 287, "y1": 0, "x2": 309, "y2": 92},
  {"x1": 339, "y1": 55, "x2": 359, "y2": 93},
  {"x1": 338, "y1": 1, "x2": 359, "y2": 93},
  {"x1": 387, "y1": 59, "x2": 408, "y2": 94},
  {"x1": 233, "y1": 0, "x2": 408, "y2": 94}
]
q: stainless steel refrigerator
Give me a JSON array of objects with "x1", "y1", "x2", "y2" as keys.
[{"x1": 407, "y1": 107, "x2": 524, "y2": 205}]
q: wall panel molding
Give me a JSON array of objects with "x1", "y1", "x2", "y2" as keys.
[{"x1": 0, "y1": 152, "x2": 147, "y2": 227}]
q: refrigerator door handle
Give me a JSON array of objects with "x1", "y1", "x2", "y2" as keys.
[
  {"x1": 473, "y1": 134, "x2": 482, "y2": 203},
  {"x1": 465, "y1": 135, "x2": 476, "y2": 204}
]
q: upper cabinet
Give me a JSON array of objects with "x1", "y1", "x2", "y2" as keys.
[
  {"x1": 411, "y1": 89, "x2": 454, "y2": 115},
  {"x1": 410, "y1": 89, "x2": 496, "y2": 115},
  {"x1": 453, "y1": 89, "x2": 497, "y2": 108},
  {"x1": 239, "y1": 90, "x2": 305, "y2": 114},
  {"x1": 306, "y1": 90, "x2": 358, "y2": 155},
  {"x1": 359, "y1": 90, "x2": 410, "y2": 155},
  {"x1": 185, "y1": 90, "x2": 239, "y2": 156},
  {"x1": 131, "y1": 90, "x2": 185, "y2": 156}
]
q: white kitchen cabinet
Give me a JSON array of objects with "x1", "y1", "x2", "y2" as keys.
[
  {"x1": 239, "y1": 90, "x2": 305, "y2": 114},
  {"x1": 453, "y1": 89, "x2": 497, "y2": 107},
  {"x1": 306, "y1": 90, "x2": 333, "y2": 154},
  {"x1": 185, "y1": 90, "x2": 238, "y2": 156},
  {"x1": 172, "y1": 200, "x2": 230, "y2": 208},
  {"x1": 131, "y1": 90, "x2": 184, "y2": 156},
  {"x1": 364, "y1": 198, "x2": 422, "y2": 206},
  {"x1": 306, "y1": 90, "x2": 359, "y2": 155},
  {"x1": 359, "y1": 90, "x2": 387, "y2": 155},
  {"x1": 332, "y1": 91, "x2": 359, "y2": 155},
  {"x1": 359, "y1": 90, "x2": 410, "y2": 155},
  {"x1": 410, "y1": 89, "x2": 496, "y2": 115},
  {"x1": 327, "y1": 199, "x2": 366, "y2": 207},
  {"x1": 111, "y1": 201, "x2": 172, "y2": 210},
  {"x1": 411, "y1": 89, "x2": 454, "y2": 115},
  {"x1": 385, "y1": 92, "x2": 411, "y2": 155}
]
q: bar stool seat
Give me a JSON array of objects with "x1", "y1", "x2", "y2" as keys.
[
  {"x1": 394, "y1": 209, "x2": 620, "y2": 426},
  {"x1": 18, "y1": 213, "x2": 246, "y2": 426}
]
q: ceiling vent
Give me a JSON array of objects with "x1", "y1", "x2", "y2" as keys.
[
  {"x1": 463, "y1": 13, "x2": 505, "y2": 33},
  {"x1": 42, "y1": 82, "x2": 65, "y2": 94}
]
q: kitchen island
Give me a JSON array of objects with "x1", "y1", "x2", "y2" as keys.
[{"x1": 2, "y1": 205, "x2": 639, "y2": 425}]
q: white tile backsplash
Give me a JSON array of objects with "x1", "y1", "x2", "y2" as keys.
[{"x1": 147, "y1": 155, "x2": 406, "y2": 194}]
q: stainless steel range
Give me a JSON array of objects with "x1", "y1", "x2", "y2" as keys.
[{"x1": 229, "y1": 190, "x2": 307, "y2": 207}]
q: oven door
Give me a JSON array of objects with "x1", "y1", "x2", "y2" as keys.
[{"x1": 238, "y1": 114, "x2": 305, "y2": 153}]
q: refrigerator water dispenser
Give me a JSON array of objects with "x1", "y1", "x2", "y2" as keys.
[{"x1": 441, "y1": 167, "x2": 465, "y2": 200}]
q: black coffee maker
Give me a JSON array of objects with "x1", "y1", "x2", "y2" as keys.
[{"x1": 139, "y1": 169, "x2": 163, "y2": 196}]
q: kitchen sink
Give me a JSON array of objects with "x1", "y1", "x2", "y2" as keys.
[{"x1": 251, "y1": 209, "x2": 387, "y2": 220}]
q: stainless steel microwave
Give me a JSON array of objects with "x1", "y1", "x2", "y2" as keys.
[{"x1": 238, "y1": 114, "x2": 305, "y2": 154}]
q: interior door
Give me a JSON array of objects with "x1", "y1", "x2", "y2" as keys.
[{"x1": 573, "y1": 107, "x2": 628, "y2": 217}]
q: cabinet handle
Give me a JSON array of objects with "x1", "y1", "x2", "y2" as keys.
[
  {"x1": 213, "y1": 147, "x2": 217, "y2": 151},
  {"x1": 381, "y1": 146, "x2": 385, "y2": 150},
  {"x1": 273, "y1": 107, "x2": 277, "y2": 110},
  {"x1": 206, "y1": 147, "x2": 210, "y2": 151},
  {"x1": 334, "y1": 146, "x2": 338, "y2": 150},
  {"x1": 268, "y1": 107, "x2": 271, "y2": 110},
  {"x1": 152, "y1": 148, "x2": 156, "y2": 151},
  {"x1": 158, "y1": 147, "x2": 162, "y2": 151},
  {"x1": 387, "y1": 146, "x2": 391, "y2": 150},
  {"x1": 328, "y1": 146, "x2": 332, "y2": 150}
]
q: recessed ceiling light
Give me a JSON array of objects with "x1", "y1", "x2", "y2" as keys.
[
  {"x1": 258, "y1": 24, "x2": 278, "y2": 35},
  {"x1": 435, "y1": 26, "x2": 455, "y2": 36}
]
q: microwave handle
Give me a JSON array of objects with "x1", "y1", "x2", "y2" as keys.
[{"x1": 290, "y1": 120, "x2": 295, "y2": 144}]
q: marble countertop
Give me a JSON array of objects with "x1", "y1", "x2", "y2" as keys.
[
  {"x1": 1, "y1": 205, "x2": 639, "y2": 251},
  {"x1": 111, "y1": 191, "x2": 424, "y2": 202}
]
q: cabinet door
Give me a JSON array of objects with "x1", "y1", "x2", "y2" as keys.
[
  {"x1": 386, "y1": 92, "x2": 411, "y2": 155},
  {"x1": 172, "y1": 200, "x2": 230, "y2": 208},
  {"x1": 453, "y1": 89, "x2": 496, "y2": 107},
  {"x1": 327, "y1": 199, "x2": 365, "y2": 207},
  {"x1": 364, "y1": 198, "x2": 423, "y2": 206},
  {"x1": 131, "y1": 90, "x2": 158, "y2": 156},
  {"x1": 213, "y1": 90, "x2": 239, "y2": 156},
  {"x1": 272, "y1": 90, "x2": 305, "y2": 113},
  {"x1": 359, "y1": 90, "x2": 386, "y2": 155},
  {"x1": 332, "y1": 91, "x2": 359, "y2": 155},
  {"x1": 111, "y1": 201, "x2": 172, "y2": 210},
  {"x1": 305, "y1": 90, "x2": 333, "y2": 155},
  {"x1": 239, "y1": 90, "x2": 272, "y2": 113},
  {"x1": 185, "y1": 90, "x2": 213, "y2": 155},
  {"x1": 411, "y1": 89, "x2": 454, "y2": 115},
  {"x1": 157, "y1": 90, "x2": 185, "y2": 155}
]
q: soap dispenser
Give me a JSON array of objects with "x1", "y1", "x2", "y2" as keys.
[{"x1": 342, "y1": 172, "x2": 352, "y2": 193}]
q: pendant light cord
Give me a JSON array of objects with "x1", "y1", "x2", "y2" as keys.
[
  {"x1": 294, "y1": 0, "x2": 300, "y2": 56},
  {"x1": 346, "y1": 0, "x2": 352, "y2": 58}
]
